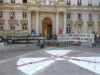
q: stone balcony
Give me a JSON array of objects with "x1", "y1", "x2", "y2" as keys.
[
  {"x1": 87, "y1": 20, "x2": 94, "y2": 25},
  {"x1": 75, "y1": 20, "x2": 83, "y2": 25},
  {"x1": 8, "y1": 19, "x2": 18, "y2": 25},
  {"x1": 21, "y1": 19, "x2": 28, "y2": 25}
]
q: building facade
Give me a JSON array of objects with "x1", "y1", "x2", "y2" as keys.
[{"x1": 0, "y1": 0, "x2": 100, "y2": 36}]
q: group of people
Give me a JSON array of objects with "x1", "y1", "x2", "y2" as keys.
[{"x1": 46, "y1": 33, "x2": 57, "y2": 40}]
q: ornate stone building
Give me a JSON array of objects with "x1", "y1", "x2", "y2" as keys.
[{"x1": 0, "y1": 0, "x2": 100, "y2": 36}]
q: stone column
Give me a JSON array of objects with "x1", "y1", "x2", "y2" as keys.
[
  {"x1": 94, "y1": 21, "x2": 99, "y2": 33},
  {"x1": 4, "y1": 12, "x2": 9, "y2": 30},
  {"x1": 83, "y1": 21, "x2": 88, "y2": 33},
  {"x1": 83, "y1": 14, "x2": 88, "y2": 33},
  {"x1": 28, "y1": 12, "x2": 32, "y2": 35},
  {"x1": 36, "y1": 11, "x2": 39, "y2": 36},
  {"x1": 63, "y1": 13, "x2": 67, "y2": 34},
  {"x1": 56, "y1": 12, "x2": 59, "y2": 35}
]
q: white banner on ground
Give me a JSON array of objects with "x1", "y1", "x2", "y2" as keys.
[{"x1": 57, "y1": 34, "x2": 94, "y2": 43}]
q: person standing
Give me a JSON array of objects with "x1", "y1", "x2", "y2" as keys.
[
  {"x1": 92, "y1": 31, "x2": 96, "y2": 47},
  {"x1": 0, "y1": 36, "x2": 4, "y2": 48}
]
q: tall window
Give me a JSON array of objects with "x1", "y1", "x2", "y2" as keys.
[
  {"x1": 0, "y1": 0, "x2": 3, "y2": 3},
  {"x1": 0, "y1": 23, "x2": 3, "y2": 31},
  {"x1": 10, "y1": 25, "x2": 15, "y2": 30},
  {"x1": 11, "y1": 0, "x2": 15, "y2": 3},
  {"x1": 88, "y1": 24, "x2": 93, "y2": 33},
  {"x1": 10, "y1": 12, "x2": 15, "y2": 19},
  {"x1": 22, "y1": 24, "x2": 27, "y2": 30},
  {"x1": 0, "y1": 12, "x2": 3, "y2": 18},
  {"x1": 23, "y1": 12, "x2": 27, "y2": 18},
  {"x1": 88, "y1": 14, "x2": 92, "y2": 20},
  {"x1": 66, "y1": 24, "x2": 71, "y2": 33},
  {"x1": 78, "y1": 13, "x2": 82, "y2": 20},
  {"x1": 23, "y1": 0, "x2": 27, "y2": 3},
  {"x1": 67, "y1": 13, "x2": 71, "y2": 19},
  {"x1": 88, "y1": 0, "x2": 92, "y2": 6},
  {"x1": 67, "y1": 0, "x2": 70, "y2": 5},
  {"x1": 77, "y1": 0, "x2": 81, "y2": 5}
]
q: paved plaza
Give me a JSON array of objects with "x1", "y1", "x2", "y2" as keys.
[{"x1": 0, "y1": 45, "x2": 100, "y2": 75}]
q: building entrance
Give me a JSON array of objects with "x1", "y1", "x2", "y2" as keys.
[{"x1": 42, "y1": 17, "x2": 52, "y2": 36}]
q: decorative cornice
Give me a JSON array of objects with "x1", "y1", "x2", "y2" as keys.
[{"x1": 0, "y1": 4, "x2": 100, "y2": 12}]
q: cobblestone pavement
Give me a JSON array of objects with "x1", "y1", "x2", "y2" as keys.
[{"x1": 0, "y1": 46, "x2": 100, "y2": 75}]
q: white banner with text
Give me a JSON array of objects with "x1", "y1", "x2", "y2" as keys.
[{"x1": 57, "y1": 34, "x2": 94, "y2": 43}]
